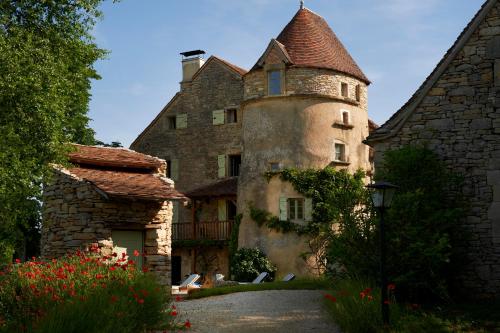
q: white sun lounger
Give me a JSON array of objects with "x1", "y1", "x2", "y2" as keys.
[
  {"x1": 282, "y1": 273, "x2": 296, "y2": 282},
  {"x1": 239, "y1": 272, "x2": 269, "y2": 285},
  {"x1": 179, "y1": 274, "x2": 201, "y2": 289}
]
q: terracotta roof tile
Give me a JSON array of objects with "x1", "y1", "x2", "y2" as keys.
[
  {"x1": 69, "y1": 144, "x2": 163, "y2": 170},
  {"x1": 69, "y1": 167, "x2": 185, "y2": 201},
  {"x1": 253, "y1": 8, "x2": 369, "y2": 84},
  {"x1": 186, "y1": 177, "x2": 238, "y2": 198}
]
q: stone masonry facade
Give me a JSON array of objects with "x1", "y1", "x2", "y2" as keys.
[
  {"x1": 367, "y1": 0, "x2": 500, "y2": 297},
  {"x1": 42, "y1": 170, "x2": 173, "y2": 285}
]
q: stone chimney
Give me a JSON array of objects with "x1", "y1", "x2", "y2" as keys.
[{"x1": 180, "y1": 50, "x2": 206, "y2": 83}]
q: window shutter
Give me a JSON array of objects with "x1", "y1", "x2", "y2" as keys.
[
  {"x1": 173, "y1": 201, "x2": 179, "y2": 224},
  {"x1": 279, "y1": 197, "x2": 288, "y2": 221},
  {"x1": 212, "y1": 110, "x2": 225, "y2": 125},
  {"x1": 217, "y1": 200, "x2": 227, "y2": 221},
  {"x1": 217, "y1": 155, "x2": 226, "y2": 178},
  {"x1": 176, "y1": 114, "x2": 187, "y2": 129},
  {"x1": 171, "y1": 159, "x2": 179, "y2": 180},
  {"x1": 304, "y1": 198, "x2": 313, "y2": 221}
]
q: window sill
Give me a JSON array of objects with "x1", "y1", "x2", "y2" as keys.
[
  {"x1": 333, "y1": 122, "x2": 354, "y2": 130},
  {"x1": 330, "y1": 160, "x2": 351, "y2": 166}
]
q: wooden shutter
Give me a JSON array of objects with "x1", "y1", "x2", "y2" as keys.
[
  {"x1": 217, "y1": 155, "x2": 226, "y2": 178},
  {"x1": 176, "y1": 114, "x2": 187, "y2": 129},
  {"x1": 217, "y1": 200, "x2": 227, "y2": 221},
  {"x1": 304, "y1": 198, "x2": 313, "y2": 221},
  {"x1": 279, "y1": 197, "x2": 288, "y2": 221},
  {"x1": 171, "y1": 159, "x2": 179, "y2": 180},
  {"x1": 212, "y1": 110, "x2": 225, "y2": 125}
]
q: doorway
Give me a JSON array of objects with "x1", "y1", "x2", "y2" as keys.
[
  {"x1": 112, "y1": 230, "x2": 144, "y2": 269},
  {"x1": 172, "y1": 256, "x2": 182, "y2": 285}
]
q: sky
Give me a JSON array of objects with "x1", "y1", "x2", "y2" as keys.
[{"x1": 89, "y1": 0, "x2": 485, "y2": 147}]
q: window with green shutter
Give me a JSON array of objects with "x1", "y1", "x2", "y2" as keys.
[
  {"x1": 176, "y1": 114, "x2": 187, "y2": 129},
  {"x1": 171, "y1": 159, "x2": 179, "y2": 180},
  {"x1": 212, "y1": 110, "x2": 225, "y2": 125},
  {"x1": 217, "y1": 155, "x2": 226, "y2": 178},
  {"x1": 279, "y1": 197, "x2": 287, "y2": 221},
  {"x1": 217, "y1": 200, "x2": 227, "y2": 221}
]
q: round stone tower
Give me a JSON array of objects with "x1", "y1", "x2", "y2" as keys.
[{"x1": 237, "y1": 6, "x2": 371, "y2": 276}]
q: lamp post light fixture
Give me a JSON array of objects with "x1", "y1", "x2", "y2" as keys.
[{"x1": 366, "y1": 181, "x2": 398, "y2": 326}]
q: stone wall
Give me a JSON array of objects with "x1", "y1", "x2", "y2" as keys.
[
  {"x1": 244, "y1": 67, "x2": 368, "y2": 111},
  {"x1": 370, "y1": 2, "x2": 500, "y2": 297},
  {"x1": 131, "y1": 58, "x2": 244, "y2": 224},
  {"x1": 41, "y1": 169, "x2": 173, "y2": 286}
]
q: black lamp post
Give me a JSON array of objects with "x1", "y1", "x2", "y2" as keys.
[{"x1": 366, "y1": 181, "x2": 398, "y2": 326}]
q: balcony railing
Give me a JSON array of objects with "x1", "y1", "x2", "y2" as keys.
[{"x1": 172, "y1": 220, "x2": 233, "y2": 241}]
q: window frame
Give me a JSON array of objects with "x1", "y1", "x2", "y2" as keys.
[
  {"x1": 225, "y1": 108, "x2": 238, "y2": 124},
  {"x1": 334, "y1": 142, "x2": 347, "y2": 162},
  {"x1": 341, "y1": 82, "x2": 349, "y2": 98},
  {"x1": 288, "y1": 198, "x2": 305, "y2": 222},
  {"x1": 355, "y1": 84, "x2": 361, "y2": 102},
  {"x1": 168, "y1": 116, "x2": 177, "y2": 130},
  {"x1": 228, "y1": 154, "x2": 241, "y2": 177},
  {"x1": 267, "y1": 70, "x2": 283, "y2": 96}
]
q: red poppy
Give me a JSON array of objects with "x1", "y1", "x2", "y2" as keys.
[
  {"x1": 175, "y1": 295, "x2": 183, "y2": 302},
  {"x1": 110, "y1": 296, "x2": 118, "y2": 303},
  {"x1": 387, "y1": 283, "x2": 396, "y2": 291},
  {"x1": 133, "y1": 250, "x2": 140, "y2": 257},
  {"x1": 109, "y1": 266, "x2": 116, "y2": 271},
  {"x1": 137, "y1": 299, "x2": 144, "y2": 304},
  {"x1": 184, "y1": 320, "x2": 191, "y2": 328},
  {"x1": 171, "y1": 311, "x2": 177, "y2": 316},
  {"x1": 15, "y1": 259, "x2": 21, "y2": 264},
  {"x1": 324, "y1": 294, "x2": 337, "y2": 302}
]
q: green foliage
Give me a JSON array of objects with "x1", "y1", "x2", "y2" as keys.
[
  {"x1": 248, "y1": 204, "x2": 305, "y2": 234},
  {"x1": 0, "y1": 0, "x2": 108, "y2": 263},
  {"x1": 228, "y1": 214, "x2": 242, "y2": 277},
  {"x1": 231, "y1": 248, "x2": 277, "y2": 282},
  {"x1": 187, "y1": 278, "x2": 332, "y2": 300},
  {"x1": 323, "y1": 279, "x2": 402, "y2": 333},
  {"x1": 0, "y1": 251, "x2": 185, "y2": 333},
  {"x1": 376, "y1": 146, "x2": 464, "y2": 301}
]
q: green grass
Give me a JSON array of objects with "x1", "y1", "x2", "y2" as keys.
[{"x1": 186, "y1": 278, "x2": 332, "y2": 300}]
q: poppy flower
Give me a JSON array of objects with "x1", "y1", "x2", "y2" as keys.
[
  {"x1": 15, "y1": 259, "x2": 21, "y2": 264},
  {"x1": 387, "y1": 283, "x2": 396, "y2": 291},
  {"x1": 184, "y1": 320, "x2": 191, "y2": 328},
  {"x1": 137, "y1": 299, "x2": 144, "y2": 304},
  {"x1": 133, "y1": 250, "x2": 140, "y2": 257},
  {"x1": 175, "y1": 295, "x2": 183, "y2": 302},
  {"x1": 171, "y1": 311, "x2": 177, "y2": 316}
]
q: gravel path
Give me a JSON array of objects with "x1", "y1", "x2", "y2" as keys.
[{"x1": 175, "y1": 290, "x2": 340, "y2": 333}]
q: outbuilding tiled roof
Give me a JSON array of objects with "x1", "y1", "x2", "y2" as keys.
[
  {"x1": 186, "y1": 177, "x2": 238, "y2": 198},
  {"x1": 252, "y1": 8, "x2": 369, "y2": 84},
  {"x1": 69, "y1": 144, "x2": 163, "y2": 170},
  {"x1": 65, "y1": 145, "x2": 186, "y2": 201},
  {"x1": 69, "y1": 168, "x2": 185, "y2": 201}
]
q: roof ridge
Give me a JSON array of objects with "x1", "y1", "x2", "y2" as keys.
[{"x1": 366, "y1": 0, "x2": 497, "y2": 143}]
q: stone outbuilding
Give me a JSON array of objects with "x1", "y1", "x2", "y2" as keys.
[
  {"x1": 365, "y1": 0, "x2": 500, "y2": 297},
  {"x1": 41, "y1": 144, "x2": 185, "y2": 286}
]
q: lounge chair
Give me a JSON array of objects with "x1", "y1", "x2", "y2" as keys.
[
  {"x1": 282, "y1": 273, "x2": 295, "y2": 282},
  {"x1": 178, "y1": 274, "x2": 201, "y2": 290},
  {"x1": 239, "y1": 272, "x2": 269, "y2": 285}
]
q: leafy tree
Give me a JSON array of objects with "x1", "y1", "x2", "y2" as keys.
[
  {"x1": 231, "y1": 248, "x2": 277, "y2": 282},
  {"x1": 0, "y1": 0, "x2": 108, "y2": 264}
]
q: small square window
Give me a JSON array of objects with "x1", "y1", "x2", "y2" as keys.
[
  {"x1": 341, "y1": 83, "x2": 348, "y2": 98},
  {"x1": 268, "y1": 70, "x2": 282, "y2": 96},
  {"x1": 288, "y1": 198, "x2": 304, "y2": 221},
  {"x1": 270, "y1": 162, "x2": 282, "y2": 172},
  {"x1": 168, "y1": 116, "x2": 176, "y2": 129},
  {"x1": 335, "y1": 143, "x2": 346, "y2": 162},
  {"x1": 226, "y1": 109, "x2": 237, "y2": 123}
]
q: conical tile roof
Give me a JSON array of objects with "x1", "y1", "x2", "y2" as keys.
[{"x1": 254, "y1": 8, "x2": 369, "y2": 84}]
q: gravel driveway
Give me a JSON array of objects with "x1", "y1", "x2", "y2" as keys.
[{"x1": 175, "y1": 290, "x2": 340, "y2": 333}]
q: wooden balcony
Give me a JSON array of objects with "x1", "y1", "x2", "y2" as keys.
[{"x1": 172, "y1": 220, "x2": 233, "y2": 241}]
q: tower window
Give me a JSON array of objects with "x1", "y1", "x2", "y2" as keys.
[
  {"x1": 288, "y1": 198, "x2": 304, "y2": 221},
  {"x1": 355, "y1": 85, "x2": 361, "y2": 102},
  {"x1": 226, "y1": 109, "x2": 237, "y2": 123},
  {"x1": 229, "y1": 155, "x2": 241, "y2": 177},
  {"x1": 341, "y1": 83, "x2": 349, "y2": 98},
  {"x1": 268, "y1": 70, "x2": 282, "y2": 96},
  {"x1": 334, "y1": 143, "x2": 346, "y2": 162},
  {"x1": 166, "y1": 160, "x2": 172, "y2": 178},
  {"x1": 342, "y1": 111, "x2": 350, "y2": 125}
]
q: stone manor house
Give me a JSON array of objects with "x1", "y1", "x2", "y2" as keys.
[{"x1": 131, "y1": 5, "x2": 373, "y2": 282}]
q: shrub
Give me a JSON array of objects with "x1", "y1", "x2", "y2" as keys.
[
  {"x1": 376, "y1": 145, "x2": 464, "y2": 301},
  {"x1": 0, "y1": 247, "x2": 189, "y2": 333},
  {"x1": 231, "y1": 248, "x2": 276, "y2": 282}
]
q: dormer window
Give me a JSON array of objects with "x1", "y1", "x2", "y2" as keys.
[
  {"x1": 355, "y1": 85, "x2": 361, "y2": 102},
  {"x1": 268, "y1": 70, "x2": 282, "y2": 96}
]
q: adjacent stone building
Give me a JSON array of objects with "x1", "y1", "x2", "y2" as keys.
[
  {"x1": 41, "y1": 144, "x2": 185, "y2": 285},
  {"x1": 366, "y1": 0, "x2": 500, "y2": 297},
  {"x1": 132, "y1": 5, "x2": 372, "y2": 281}
]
